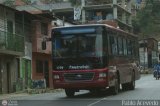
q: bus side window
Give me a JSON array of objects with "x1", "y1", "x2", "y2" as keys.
[
  {"x1": 127, "y1": 40, "x2": 132, "y2": 55},
  {"x1": 103, "y1": 30, "x2": 108, "y2": 55},
  {"x1": 109, "y1": 35, "x2": 118, "y2": 55},
  {"x1": 132, "y1": 41, "x2": 135, "y2": 56},
  {"x1": 123, "y1": 38, "x2": 127, "y2": 55},
  {"x1": 118, "y1": 37, "x2": 123, "y2": 55}
]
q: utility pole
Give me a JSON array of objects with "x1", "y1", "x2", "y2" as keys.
[
  {"x1": 143, "y1": 35, "x2": 146, "y2": 71},
  {"x1": 113, "y1": 0, "x2": 117, "y2": 20},
  {"x1": 81, "y1": 0, "x2": 85, "y2": 24},
  {"x1": 63, "y1": 16, "x2": 65, "y2": 26}
]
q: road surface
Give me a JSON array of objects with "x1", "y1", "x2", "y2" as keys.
[{"x1": 1, "y1": 74, "x2": 160, "y2": 106}]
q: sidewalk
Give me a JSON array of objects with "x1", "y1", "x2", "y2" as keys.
[
  {"x1": 140, "y1": 68, "x2": 153, "y2": 74},
  {"x1": 0, "y1": 92, "x2": 29, "y2": 100},
  {"x1": 0, "y1": 89, "x2": 63, "y2": 100}
]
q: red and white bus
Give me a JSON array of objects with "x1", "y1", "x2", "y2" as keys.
[{"x1": 49, "y1": 24, "x2": 140, "y2": 97}]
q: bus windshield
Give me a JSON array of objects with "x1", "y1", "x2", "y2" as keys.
[
  {"x1": 52, "y1": 26, "x2": 104, "y2": 70},
  {"x1": 53, "y1": 34, "x2": 103, "y2": 58}
]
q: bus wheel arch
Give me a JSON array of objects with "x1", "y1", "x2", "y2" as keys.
[{"x1": 122, "y1": 70, "x2": 135, "y2": 91}]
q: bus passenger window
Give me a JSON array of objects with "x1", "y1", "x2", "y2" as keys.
[
  {"x1": 123, "y1": 39, "x2": 127, "y2": 55},
  {"x1": 127, "y1": 40, "x2": 132, "y2": 55},
  {"x1": 109, "y1": 36, "x2": 118, "y2": 55},
  {"x1": 118, "y1": 37, "x2": 123, "y2": 55}
]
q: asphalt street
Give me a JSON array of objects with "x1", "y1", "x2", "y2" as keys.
[{"x1": 1, "y1": 74, "x2": 160, "y2": 106}]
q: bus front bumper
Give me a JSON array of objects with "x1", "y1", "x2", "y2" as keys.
[{"x1": 53, "y1": 80, "x2": 108, "y2": 89}]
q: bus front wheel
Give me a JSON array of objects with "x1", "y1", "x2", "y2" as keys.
[
  {"x1": 109, "y1": 76, "x2": 119, "y2": 95},
  {"x1": 65, "y1": 89, "x2": 75, "y2": 97},
  {"x1": 122, "y1": 72, "x2": 135, "y2": 90},
  {"x1": 128, "y1": 72, "x2": 135, "y2": 90}
]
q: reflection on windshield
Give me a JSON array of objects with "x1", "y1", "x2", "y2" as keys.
[{"x1": 53, "y1": 33, "x2": 102, "y2": 58}]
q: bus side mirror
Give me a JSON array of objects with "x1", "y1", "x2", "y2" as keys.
[{"x1": 42, "y1": 41, "x2": 46, "y2": 50}]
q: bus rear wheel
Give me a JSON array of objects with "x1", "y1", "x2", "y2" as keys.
[{"x1": 65, "y1": 89, "x2": 75, "y2": 97}]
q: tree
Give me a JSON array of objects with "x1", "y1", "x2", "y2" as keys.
[
  {"x1": 68, "y1": 0, "x2": 81, "y2": 6},
  {"x1": 21, "y1": 0, "x2": 31, "y2": 4},
  {"x1": 132, "y1": 0, "x2": 160, "y2": 38},
  {"x1": 2, "y1": 0, "x2": 15, "y2": 7}
]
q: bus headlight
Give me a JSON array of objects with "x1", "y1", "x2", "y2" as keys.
[
  {"x1": 99, "y1": 72, "x2": 106, "y2": 78},
  {"x1": 53, "y1": 75, "x2": 60, "y2": 79}
]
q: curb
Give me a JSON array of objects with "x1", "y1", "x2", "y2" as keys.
[
  {"x1": 26, "y1": 88, "x2": 63, "y2": 94},
  {"x1": 0, "y1": 93, "x2": 29, "y2": 100}
]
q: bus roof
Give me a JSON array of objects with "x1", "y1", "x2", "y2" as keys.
[
  {"x1": 52, "y1": 24, "x2": 137, "y2": 37},
  {"x1": 139, "y1": 37, "x2": 158, "y2": 42}
]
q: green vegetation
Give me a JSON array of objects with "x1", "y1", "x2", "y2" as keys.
[
  {"x1": 68, "y1": 0, "x2": 81, "y2": 6},
  {"x1": 2, "y1": 0, "x2": 14, "y2": 7},
  {"x1": 21, "y1": 0, "x2": 31, "y2": 4},
  {"x1": 133, "y1": 0, "x2": 160, "y2": 38}
]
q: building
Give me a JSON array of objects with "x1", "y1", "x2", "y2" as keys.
[
  {"x1": 139, "y1": 38, "x2": 158, "y2": 69},
  {"x1": 14, "y1": 11, "x2": 33, "y2": 91},
  {"x1": 31, "y1": 13, "x2": 54, "y2": 88},
  {"x1": 14, "y1": 0, "x2": 66, "y2": 88},
  {"x1": 0, "y1": 0, "x2": 58, "y2": 89},
  {"x1": 16, "y1": 0, "x2": 136, "y2": 32},
  {"x1": 0, "y1": 4, "x2": 25, "y2": 94},
  {"x1": 0, "y1": 2, "x2": 55, "y2": 93},
  {"x1": 14, "y1": 1, "x2": 54, "y2": 88}
]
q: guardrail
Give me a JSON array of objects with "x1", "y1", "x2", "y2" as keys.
[{"x1": 0, "y1": 30, "x2": 24, "y2": 52}]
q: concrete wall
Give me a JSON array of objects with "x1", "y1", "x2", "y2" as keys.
[{"x1": 32, "y1": 20, "x2": 52, "y2": 54}]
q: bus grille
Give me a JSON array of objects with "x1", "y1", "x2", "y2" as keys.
[{"x1": 64, "y1": 72, "x2": 94, "y2": 82}]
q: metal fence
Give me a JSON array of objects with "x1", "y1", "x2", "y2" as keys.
[{"x1": 0, "y1": 30, "x2": 24, "y2": 52}]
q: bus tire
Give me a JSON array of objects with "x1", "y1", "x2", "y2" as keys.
[
  {"x1": 65, "y1": 89, "x2": 75, "y2": 97},
  {"x1": 128, "y1": 72, "x2": 135, "y2": 90},
  {"x1": 122, "y1": 72, "x2": 135, "y2": 90},
  {"x1": 122, "y1": 83, "x2": 128, "y2": 91},
  {"x1": 89, "y1": 89, "x2": 100, "y2": 94},
  {"x1": 109, "y1": 76, "x2": 119, "y2": 95}
]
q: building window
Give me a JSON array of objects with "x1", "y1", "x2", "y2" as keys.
[
  {"x1": 7, "y1": 20, "x2": 13, "y2": 33},
  {"x1": 36, "y1": 60, "x2": 49, "y2": 74},
  {"x1": 36, "y1": 60, "x2": 43, "y2": 73},
  {"x1": 41, "y1": 23, "x2": 48, "y2": 36}
]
